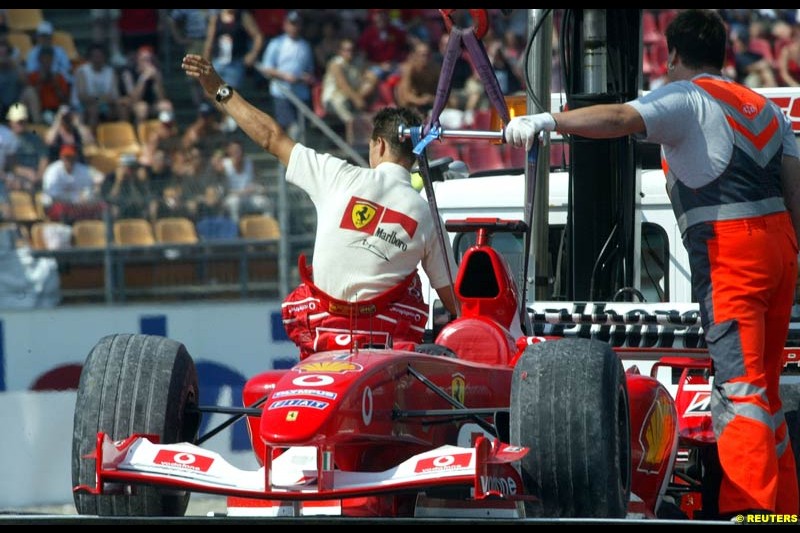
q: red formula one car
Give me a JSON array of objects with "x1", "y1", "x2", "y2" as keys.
[{"x1": 71, "y1": 215, "x2": 726, "y2": 520}]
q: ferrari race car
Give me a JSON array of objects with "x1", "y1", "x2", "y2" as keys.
[{"x1": 71, "y1": 215, "x2": 730, "y2": 520}]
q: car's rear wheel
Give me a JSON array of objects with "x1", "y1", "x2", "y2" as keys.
[
  {"x1": 510, "y1": 337, "x2": 631, "y2": 517},
  {"x1": 71, "y1": 333, "x2": 200, "y2": 516}
]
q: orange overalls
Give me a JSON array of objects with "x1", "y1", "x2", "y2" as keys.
[
  {"x1": 665, "y1": 77, "x2": 799, "y2": 515},
  {"x1": 281, "y1": 254, "x2": 429, "y2": 359}
]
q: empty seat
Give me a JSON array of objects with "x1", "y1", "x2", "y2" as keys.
[
  {"x1": 87, "y1": 150, "x2": 119, "y2": 176},
  {"x1": 72, "y1": 219, "x2": 108, "y2": 248},
  {"x1": 6, "y1": 31, "x2": 33, "y2": 62},
  {"x1": 154, "y1": 217, "x2": 198, "y2": 244},
  {"x1": 113, "y1": 218, "x2": 154, "y2": 246},
  {"x1": 51, "y1": 30, "x2": 81, "y2": 64},
  {"x1": 9, "y1": 190, "x2": 41, "y2": 223},
  {"x1": 96, "y1": 121, "x2": 142, "y2": 158},
  {"x1": 462, "y1": 143, "x2": 505, "y2": 173},
  {"x1": 239, "y1": 214, "x2": 281, "y2": 240},
  {"x1": 5, "y1": 9, "x2": 44, "y2": 33}
]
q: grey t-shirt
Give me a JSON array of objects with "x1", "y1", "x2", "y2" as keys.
[{"x1": 627, "y1": 74, "x2": 797, "y2": 189}]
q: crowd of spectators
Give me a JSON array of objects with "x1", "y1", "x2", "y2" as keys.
[{"x1": 1, "y1": 9, "x2": 800, "y2": 249}]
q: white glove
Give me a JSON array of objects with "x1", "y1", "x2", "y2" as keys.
[{"x1": 505, "y1": 113, "x2": 557, "y2": 151}]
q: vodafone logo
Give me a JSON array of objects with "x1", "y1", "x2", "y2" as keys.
[
  {"x1": 153, "y1": 450, "x2": 214, "y2": 472},
  {"x1": 291, "y1": 374, "x2": 334, "y2": 387},
  {"x1": 414, "y1": 452, "x2": 472, "y2": 473}
]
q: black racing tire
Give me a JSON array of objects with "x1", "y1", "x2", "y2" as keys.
[
  {"x1": 414, "y1": 343, "x2": 458, "y2": 358},
  {"x1": 509, "y1": 338, "x2": 631, "y2": 518},
  {"x1": 71, "y1": 333, "x2": 201, "y2": 516}
]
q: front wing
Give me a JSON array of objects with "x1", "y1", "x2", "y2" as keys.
[{"x1": 74, "y1": 432, "x2": 531, "y2": 504}]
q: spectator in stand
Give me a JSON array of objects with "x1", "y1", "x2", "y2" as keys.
[
  {"x1": 41, "y1": 143, "x2": 104, "y2": 224},
  {"x1": 102, "y1": 151, "x2": 151, "y2": 219},
  {"x1": 321, "y1": 37, "x2": 378, "y2": 143},
  {"x1": 357, "y1": 9, "x2": 408, "y2": 82},
  {"x1": 142, "y1": 146, "x2": 174, "y2": 209},
  {"x1": 90, "y1": 9, "x2": 125, "y2": 67},
  {"x1": 394, "y1": 41, "x2": 439, "y2": 117},
  {"x1": 0, "y1": 39, "x2": 25, "y2": 120},
  {"x1": 118, "y1": 45, "x2": 171, "y2": 125},
  {"x1": 314, "y1": 17, "x2": 343, "y2": 77},
  {"x1": 20, "y1": 45, "x2": 71, "y2": 125},
  {"x1": 5, "y1": 103, "x2": 48, "y2": 194},
  {"x1": 167, "y1": 9, "x2": 213, "y2": 106},
  {"x1": 150, "y1": 182, "x2": 194, "y2": 225},
  {"x1": 729, "y1": 30, "x2": 777, "y2": 88},
  {"x1": 26, "y1": 21, "x2": 74, "y2": 85},
  {"x1": 44, "y1": 104, "x2": 95, "y2": 164},
  {"x1": 256, "y1": 10, "x2": 315, "y2": 138},
  {"x1": 203, "y1": 9, "x2": 263, "y2": 92},
  {"x1": 251, "y1": 9, "x2": 287, "y2": 42},
  {"x1": 139, "y1": 109, "x2": 181, "y2": 168},
  {"x1": 72, "y1": 42, "x2": 125, "y2": 133},
  {"x1": 777, "y1": 25, "x2": 800, "y2": 87},
  {"x1": 118, "y1": 9, "x2": 161, "y2": 57},
  {"x1": 181, "y1": 101, "x2": 227, "y2": 155},
  {"x1": 211, "y1": 138, "x2": 273, "y2": 223}
]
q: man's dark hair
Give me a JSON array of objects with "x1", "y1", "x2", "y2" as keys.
[
  {"x1": 665, "y1": 9, "x2": 727, "y2": 71},
  {"x1": 371, "y1": 106, "x2": 424, "y2": 165}
]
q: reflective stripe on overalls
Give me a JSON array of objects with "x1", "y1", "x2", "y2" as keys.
[{"x1": 664, "y1": 77, "x2": 799, "y2": 515}]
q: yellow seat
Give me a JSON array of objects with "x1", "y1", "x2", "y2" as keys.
[
  {"x1": 154, "y1": 217, "x2": 198, "y2": 244},
  {"x1": 136, "y1": 118, "x2": 161, "y2": 146},
  {"x1": 96, "y1": 121, "x2": 141, "y2": 159},
  {"x1": 30, "y1": 221, "x2": 71, "y2": 250},
  {"x1": 113, "y1": 218, "x2": 154, "y2": 246},
  {"x1": 72, "y1": 219, "x2": 108, "y2": 248},
  {"x1": 6, "y1": 31, "x2": 33, "y2": 63},
  {"x1": 87, "y1": 150, "x2": 120, "y2": 176},
  {"x1": 9, "y1": 190, "x2": 41, "y2": 223},
  {"x1": 239, "y1": 214, "x2": 281, "y2": 240},
  {"x1": 5, "y1": 9, "x2": 44, "y2": 33},
  {"x1": 52, "y1": 30, "x2": 81, "y2": 65}
]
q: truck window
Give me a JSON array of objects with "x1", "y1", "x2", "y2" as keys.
[{"x1": 453, "y1": 221, "x2": 670, "y2": 304}]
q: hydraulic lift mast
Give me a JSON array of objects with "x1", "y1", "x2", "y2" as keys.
[{"x1": 526, "y1": 9, "x2": 645, "y2": 302}]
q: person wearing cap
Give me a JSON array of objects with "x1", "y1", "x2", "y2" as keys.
[
  {"x1": 25, "y1": 20, "x2": 73, "y2": 85},
  {"x1": 41, "y1": 143, "x2": 104, "y2": 224},
  {"x1": 180, "y1": 101, "x2": 225, "y2": 154},
  {"x1": 5, "y1": 102, "x2": 48, "y2": 194},
  {"x1": 182, "y1": 53, "x2": 459, "y2": 359},
  {"x1": 256, "y1": 10, "x2": 315, "y2": 138}
]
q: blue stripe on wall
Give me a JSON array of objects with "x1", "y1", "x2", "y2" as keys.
[
  {"x1": 0, "y1": 320, "x2": 4, "y2": 391},
  {"x1": 271, "y1": 310, "x2": 288, "y2": 341},
  {"x1": 140, "y1": 315, "x2": 167, "y2": 337}
]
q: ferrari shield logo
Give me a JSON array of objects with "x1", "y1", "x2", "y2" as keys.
[
  {"x1": 286, "y1": 411, "x2": 299, "y2": 422},
  {"x1": 351, "y1": 202, "x2": 377, "y2": 229},
  {"x1": 451, "y1": 373, "x2": 466, "y2": 404}
]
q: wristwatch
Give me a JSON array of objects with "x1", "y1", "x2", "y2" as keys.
[{"x1": 215, "y1": 84, "x2": 233, "y2": 104}]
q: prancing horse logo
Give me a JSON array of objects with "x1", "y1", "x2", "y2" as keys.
[{"x1": 352, "y1": 202, "x2": 377, "y2": 229}]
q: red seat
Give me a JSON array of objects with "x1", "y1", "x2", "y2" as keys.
[
  {"x1": 462, "y1": 143, "x2": 504, "y2": 173},
  {"x1": 504, "y1": 144, "x2": 526, "y2": 169},
  {"x1": 642, "y1": 11, "x2": 662, "y2": 45},
  {"x1": 427, "y1": 142, "x2": 461, "y2": 162},
  {"x1": 311, "y1": 83, "x2": 325, "y2": 118}
]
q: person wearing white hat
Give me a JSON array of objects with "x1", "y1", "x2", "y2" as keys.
[
  {"x1": 25, "y1": 20, "x2": 74, "y2": 84},
  {"x1": 5, "y1": 103, "x2": 48, "y2": 193}
]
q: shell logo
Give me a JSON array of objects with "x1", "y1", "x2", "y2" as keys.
[
  {"x1": 637, "y1": 387, "x2": 677, "y2": 474},
  {"x1": 294, "y1": 361, "x2": 364, "y2": 373}
]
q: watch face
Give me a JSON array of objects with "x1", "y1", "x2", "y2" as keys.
[{"x1": 217, "y1": 86, "x2": 232, "y2": 102}]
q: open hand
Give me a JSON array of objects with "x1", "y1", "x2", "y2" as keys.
[{"x1": 181, "y1": 54, "x2": 225, "y2": 100}]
